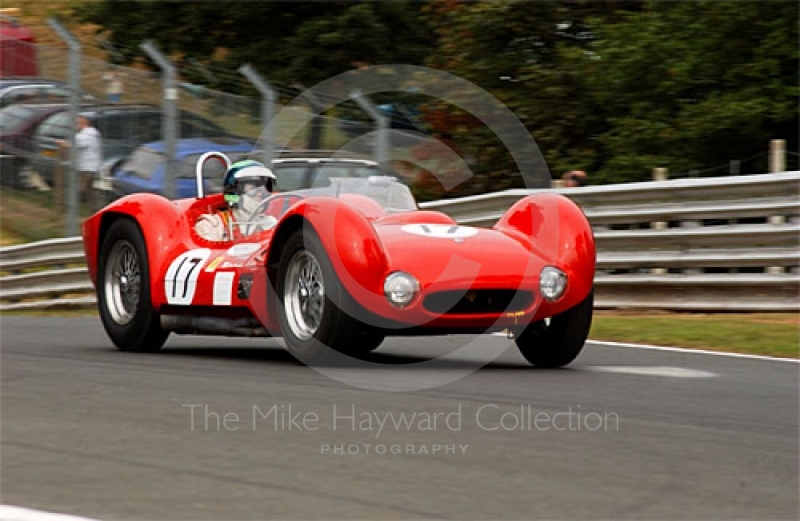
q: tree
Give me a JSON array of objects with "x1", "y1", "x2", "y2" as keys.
[
  {"x1": 426, "y1": 0, "x2": 798, "y2": 184},
  {"x1": 73, "y1": 1, "x2": 433, "y2": 91},
  {"x1": 583, "y1": 0, "x2": 799, "y2": 182}
]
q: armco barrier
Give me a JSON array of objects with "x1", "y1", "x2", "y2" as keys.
[{"x1": 1, "y1": 172, "x2": 799, "y2": 312}]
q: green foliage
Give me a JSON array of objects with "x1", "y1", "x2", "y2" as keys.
[
  {"x1": 427, "y1": 0, "x2": 798, "y2": 183},
  {"x1": 73, "y1": 1, "x2": 433, "y2": 90},
  {"x1": 583, "y1": 0, "x2": 799, "y2": 182},
  {"x1": 73, "y1": 0, "x2": 799, "y2": 187}
]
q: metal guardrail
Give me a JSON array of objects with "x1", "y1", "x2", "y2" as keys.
[{"x1": 1, "y1": 172, "x2": 799, "y2": 312}]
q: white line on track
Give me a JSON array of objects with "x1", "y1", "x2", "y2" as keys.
[
  {"x1": 492, "y1": 332, "x2": 798, "y2": 363},
  {"x1": 0, "y1": 505, "x2": 99, "y2": 521},
  {"x1": 584, "y1": 366, "x2": 717, "y2": 378},
  {"x1": 588, "y1": 340, "x2": 799, "y2": 363}
]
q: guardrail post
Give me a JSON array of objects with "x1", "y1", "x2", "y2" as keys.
[
  {"x1": 651, "y1": 167, "x2": 669, "y2": 274},
  {"x1": 769, "y1": 139, "x2": 786, "y2": 173},
  {"x1": 141, "y1": 41, "x2": 178, "y2": 199},
  {"x1": 238, "y1": 64, "x2": 276, "y2": 167},
  {"x1": 46, "y1": 17, "x2": 80, "y2": 237},
  {"x1": 350, "y1": 89, "x2": 388, "y2": 173},
  {"x1": 652, "y1": 167, "x2": 668, "y2": 182}
]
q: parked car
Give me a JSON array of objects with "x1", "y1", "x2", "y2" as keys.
[
  {"x1": 0, "y1": 103, "x2": 73, "y2": 187},
  {"x1": 113, "y1": 147, "x2": 385, "y2": 199},
  {"x1": 0, "y1": 78, "x2": 95, "y2": 109},
  {"x1": 112, "y1": 137, "x2": 260, "y2": 198},
  {"x1": 83, "y1": 151, "x2": 596, "y2": 367},
  {"x1": 22, "y1": 104, "x2": 234, "y2": 187}
]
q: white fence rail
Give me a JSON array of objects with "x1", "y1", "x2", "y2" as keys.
[{"x1": 2, "y1": 172, "x2": 799, "y2": 312}]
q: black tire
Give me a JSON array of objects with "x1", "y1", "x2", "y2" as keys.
[
  {"x1": 515, "y1": 289, "x2": 594, "y2": 368},
  {"x1": 277, "y1": 227, "x2": 378, "y2": 365},
  {"x1": 355, "y1": 325, "x2": 386, "y2": 354},
  {"x1": 97, "y1": 218, "x2": 169, "y2": 352}
]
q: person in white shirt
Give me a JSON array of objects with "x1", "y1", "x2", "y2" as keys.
[
  {"x1": 56, "y1": 115, "x2": 102, "y2": 203},
  {"x1": 75, "y1": 116, "x2": 102, "y2": 171},
  {"x1": 72, "y1": 115, "x2": 103, "y2": 200}
]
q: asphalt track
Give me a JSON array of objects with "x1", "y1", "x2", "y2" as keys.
[{"x1": 2, "y1": 316, "x2": 798, "y2": 519}]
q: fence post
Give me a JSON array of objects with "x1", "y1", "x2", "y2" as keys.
[
  {"x1": 350, "y1": 89, "x2": 388, "y2": 173},
  {"x1": 294, "y1": 83, "x2": 323, "y2": 150},
  {"x1": 46, "y1": 18, "x2": 80, "y2": 237},
  {"x1": 769, "y1": 139, "x2": 786, "y2": 173},
  {"x1": 141, "y1": 41, "x2": 178, "y2": 199},
  {"x1": 238, "y1": 64, "x2": 276, "y2": 168}
]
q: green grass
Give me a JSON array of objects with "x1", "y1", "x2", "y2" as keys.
[
  {"x1": 590, "y1": 312, "x2": 799, "y2": 358},
  {"x1": 1, "y1": 188, "x2": 99, "y2": 243}
]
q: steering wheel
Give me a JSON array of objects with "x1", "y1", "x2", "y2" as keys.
[{"x1": 247, "y1": 193, "x2": 305, "y2": 223}]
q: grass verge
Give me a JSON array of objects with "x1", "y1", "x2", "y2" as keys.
[{"x1": 590, "y1": 312, "x2": 799, "y2": 359}]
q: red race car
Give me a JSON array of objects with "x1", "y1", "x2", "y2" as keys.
[{"x1": 82, "y1": 152, "x2": 596, "y2": 367}]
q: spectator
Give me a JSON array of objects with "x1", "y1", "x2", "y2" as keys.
[
  {"x1": 562, "y1": 170, "x2": 588, "y2": 187},
  {"x1": 102, "y1": 69, "x2": 125, "y2": 103},
  {"x1": 57, "y1": 115, "x2": 102, "y2": 201},
  {"x1": 62, "y1": 115, "x2": 102, "y2": 202}
]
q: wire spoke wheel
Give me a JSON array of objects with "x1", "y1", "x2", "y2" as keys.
[
  {"x1": 284, "y1": 250, "x2": 326, "y2": 341},
  {"x1": 104, "y1": 240, "x2": 141, "y2": 325}
]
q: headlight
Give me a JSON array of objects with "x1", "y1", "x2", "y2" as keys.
[
  {"x1": 384, "y1": 271, "x2": 419, "y2": 308},
  {"x1": 539, "y1": 266, "x2": 567, "y2": 302}
]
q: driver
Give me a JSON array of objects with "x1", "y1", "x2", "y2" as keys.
[{"x1": 195, "y1": 159, "x2": 278, "y2": 241}]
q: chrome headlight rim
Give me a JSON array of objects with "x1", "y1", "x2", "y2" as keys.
[
  {"x1": 539, "y1": 266, "x2": 568, "y2": 302},
  {"x1": 383, "y1": 271, "x2": 420, "y2": 309}
]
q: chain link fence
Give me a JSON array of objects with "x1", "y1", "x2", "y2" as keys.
[{"x1": 2, "y1": 40, "x2": 463, "y2": 239}]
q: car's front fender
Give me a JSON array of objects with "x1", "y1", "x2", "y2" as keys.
[{"x1": 493, "y1": 192, "x2": 596, "y2": 313}]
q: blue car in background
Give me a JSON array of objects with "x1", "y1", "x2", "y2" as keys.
[{"x1": 112, "y1": 137, "x2": 260, "y2": 198}]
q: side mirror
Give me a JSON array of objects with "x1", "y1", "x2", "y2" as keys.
[{"x1": 195, "y1": 151, "x2": 231, "y2": 199}]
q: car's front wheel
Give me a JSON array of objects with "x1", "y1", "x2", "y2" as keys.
[
  {"x1": 515, "y1": 290, "x2": 593, "y2": 368},
  {"x1": 277, "y1": 227, "x2": 378, "y2": 365},
  {"x1": 97, "y1": 218, "x2": 169, "y2": 352}
]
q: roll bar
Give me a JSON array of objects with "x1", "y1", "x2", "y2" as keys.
[{"x1": 195, "y1": 151, "x2": 231, "y2": 199}]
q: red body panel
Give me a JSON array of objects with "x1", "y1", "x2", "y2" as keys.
[{"x1": 82, "y1": 190, "x2": 595, "y2": 335}]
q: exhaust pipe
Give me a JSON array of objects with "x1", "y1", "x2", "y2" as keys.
[{"x1": 161, "y1": 315, "x2": 272, "y2": 337}]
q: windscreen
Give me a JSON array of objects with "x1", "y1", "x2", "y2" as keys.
[{"x1": 301, "y1": 176, "x2": 417, "y2": 212}]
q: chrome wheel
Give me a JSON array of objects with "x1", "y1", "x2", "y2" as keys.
[
  {"x1": 284, "y1": 250, "x2": 325, "y2": 341},
  {"x1": 103, "y1": 240, "x2": 141, "y2": 325}
]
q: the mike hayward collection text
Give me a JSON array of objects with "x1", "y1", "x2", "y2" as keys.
[{"x1": 182, "y1": 404, "x2": 620, "y2": 435}]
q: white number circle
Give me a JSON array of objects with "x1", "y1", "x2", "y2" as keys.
[{"x1": 401, "y1": 224, "x2": 479, "y2": 239}]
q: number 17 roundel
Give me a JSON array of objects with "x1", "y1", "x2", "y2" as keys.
[{"x1": 164, "y1": 249, "x2": 211, "y2": 305}]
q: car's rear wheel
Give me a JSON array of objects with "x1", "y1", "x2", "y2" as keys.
[
  {"x1": 515, "y1": 289, "x2": 593, "y2": 368},
  {"x1": 97, "y1": 218, "x2": 169, "y2": 352},
  {"x1": 277, "y1": 227, "x2": 378, "y2": 365}
]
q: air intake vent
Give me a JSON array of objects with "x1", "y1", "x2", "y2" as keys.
[{"x1": 423, "y1": 290, "x2": 533, "y2": 315}]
